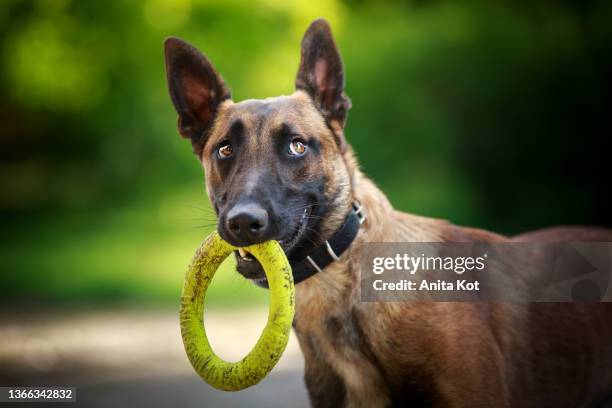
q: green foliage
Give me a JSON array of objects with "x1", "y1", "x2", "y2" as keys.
[{"x1": 1, "y1": 0, "x2": 610, "y2": 304}]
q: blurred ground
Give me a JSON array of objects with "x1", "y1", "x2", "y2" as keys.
[{"x1": 0, "y1": 307, "x2": 308, "y2": 407}]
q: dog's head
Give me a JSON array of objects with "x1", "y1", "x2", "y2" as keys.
[{"x1": 164, "y1": 19, "x2": 354, "y2": 279}]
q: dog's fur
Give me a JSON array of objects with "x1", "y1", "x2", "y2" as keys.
[{"x1": 165, "y1": 19, "x2": 612, "y2": 408}]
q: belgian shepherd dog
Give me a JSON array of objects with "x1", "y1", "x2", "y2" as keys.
[{"x1": 164, "y1": 18, "x2": 612, "y2": 408}]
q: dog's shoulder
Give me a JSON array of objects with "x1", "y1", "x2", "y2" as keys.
[
  {"x1": 440, "y1": 223, "x2": 507, "y2": 242},
  {"x1": 388, "y1": 210, "x2": 506, "y2": 243}
]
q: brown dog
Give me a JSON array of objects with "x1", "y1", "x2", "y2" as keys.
[{"x1": 164, "y1": 18, "x2": 612, "y2": 408}]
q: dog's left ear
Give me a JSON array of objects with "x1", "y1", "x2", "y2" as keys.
[{"x1": 296, "y1": 18, "x2": 351, "y2": 151}]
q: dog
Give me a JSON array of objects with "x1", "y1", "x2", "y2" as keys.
[{"x1": 164, "y1": 18, "x2": 612, "y2": 408}]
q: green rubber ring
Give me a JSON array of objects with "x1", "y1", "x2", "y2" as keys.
[{"x1": 180, "y1": 231, "x2": 295, "y2": 391}]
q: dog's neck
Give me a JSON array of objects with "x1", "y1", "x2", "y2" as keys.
[{"x1": 294, "y1": 149, "x2": 448, "y2": 312}]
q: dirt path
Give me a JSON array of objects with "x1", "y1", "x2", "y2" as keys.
[{"x1": 0, "y1": 307, "x2": 309, "y2": 407}]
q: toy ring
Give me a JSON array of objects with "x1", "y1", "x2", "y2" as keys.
[{"x1": 180, "y1": 231, "x2": 295, "y2": 391}]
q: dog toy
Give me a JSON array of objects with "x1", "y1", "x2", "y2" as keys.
[{"x1": 180, "y1": 231, "x2": 295, "y2": 391}]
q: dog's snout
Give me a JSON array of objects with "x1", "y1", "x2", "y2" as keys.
[{"x1": 225, "y1": 203, "x2": 270, "y2": 245}]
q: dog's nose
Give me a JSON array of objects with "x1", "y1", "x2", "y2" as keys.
[{"x1": 225, "y1": 203, "x2": 269, "y2": 245}]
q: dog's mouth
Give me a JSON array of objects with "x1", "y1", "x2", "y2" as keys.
[{"x1": 233, "y1": 207, "x2": 311, "y2": 279}]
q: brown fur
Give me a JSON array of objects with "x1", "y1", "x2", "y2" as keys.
[
  {"x1": 164, "y1": 20, "x2": 612, "y2": 408},
  {"x1": 293, "y1": 145, "x2": 612, "y2": 407}
]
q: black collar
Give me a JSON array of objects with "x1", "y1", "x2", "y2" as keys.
[{"x1": 254, "y1": 201, "x2": 365, "y2": 288}]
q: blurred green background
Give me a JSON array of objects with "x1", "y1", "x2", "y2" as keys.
[{"x1": 1, "y1": 0, "x2": 610, "y2": 306}]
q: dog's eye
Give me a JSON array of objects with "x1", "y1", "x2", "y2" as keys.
[
  {"x1": 217, "y1": 142, "x2": 233, "y2": 158},
  {"x1": 288, "y1": 139, "x2": 307, "y2": 156}
]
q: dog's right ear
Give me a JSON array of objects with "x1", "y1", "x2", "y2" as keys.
[{"x1": 164, "y1": 37, "x2": 231, "y2": 152}]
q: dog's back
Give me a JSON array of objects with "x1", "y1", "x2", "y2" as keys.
[
  {"x1": 391, "y1": 208, "x2": 612, "y2": 407},
  {"x1": 508, "y1": 226, "x2": 612, "y2": 407}
]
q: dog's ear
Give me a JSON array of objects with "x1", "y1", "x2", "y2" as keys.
[
  {"x1": 164, "y1": 37, "x2": 231, "y2": 153},
  {"x1": 296, "y1": 19, "x2": 351, "y2": 151}
]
